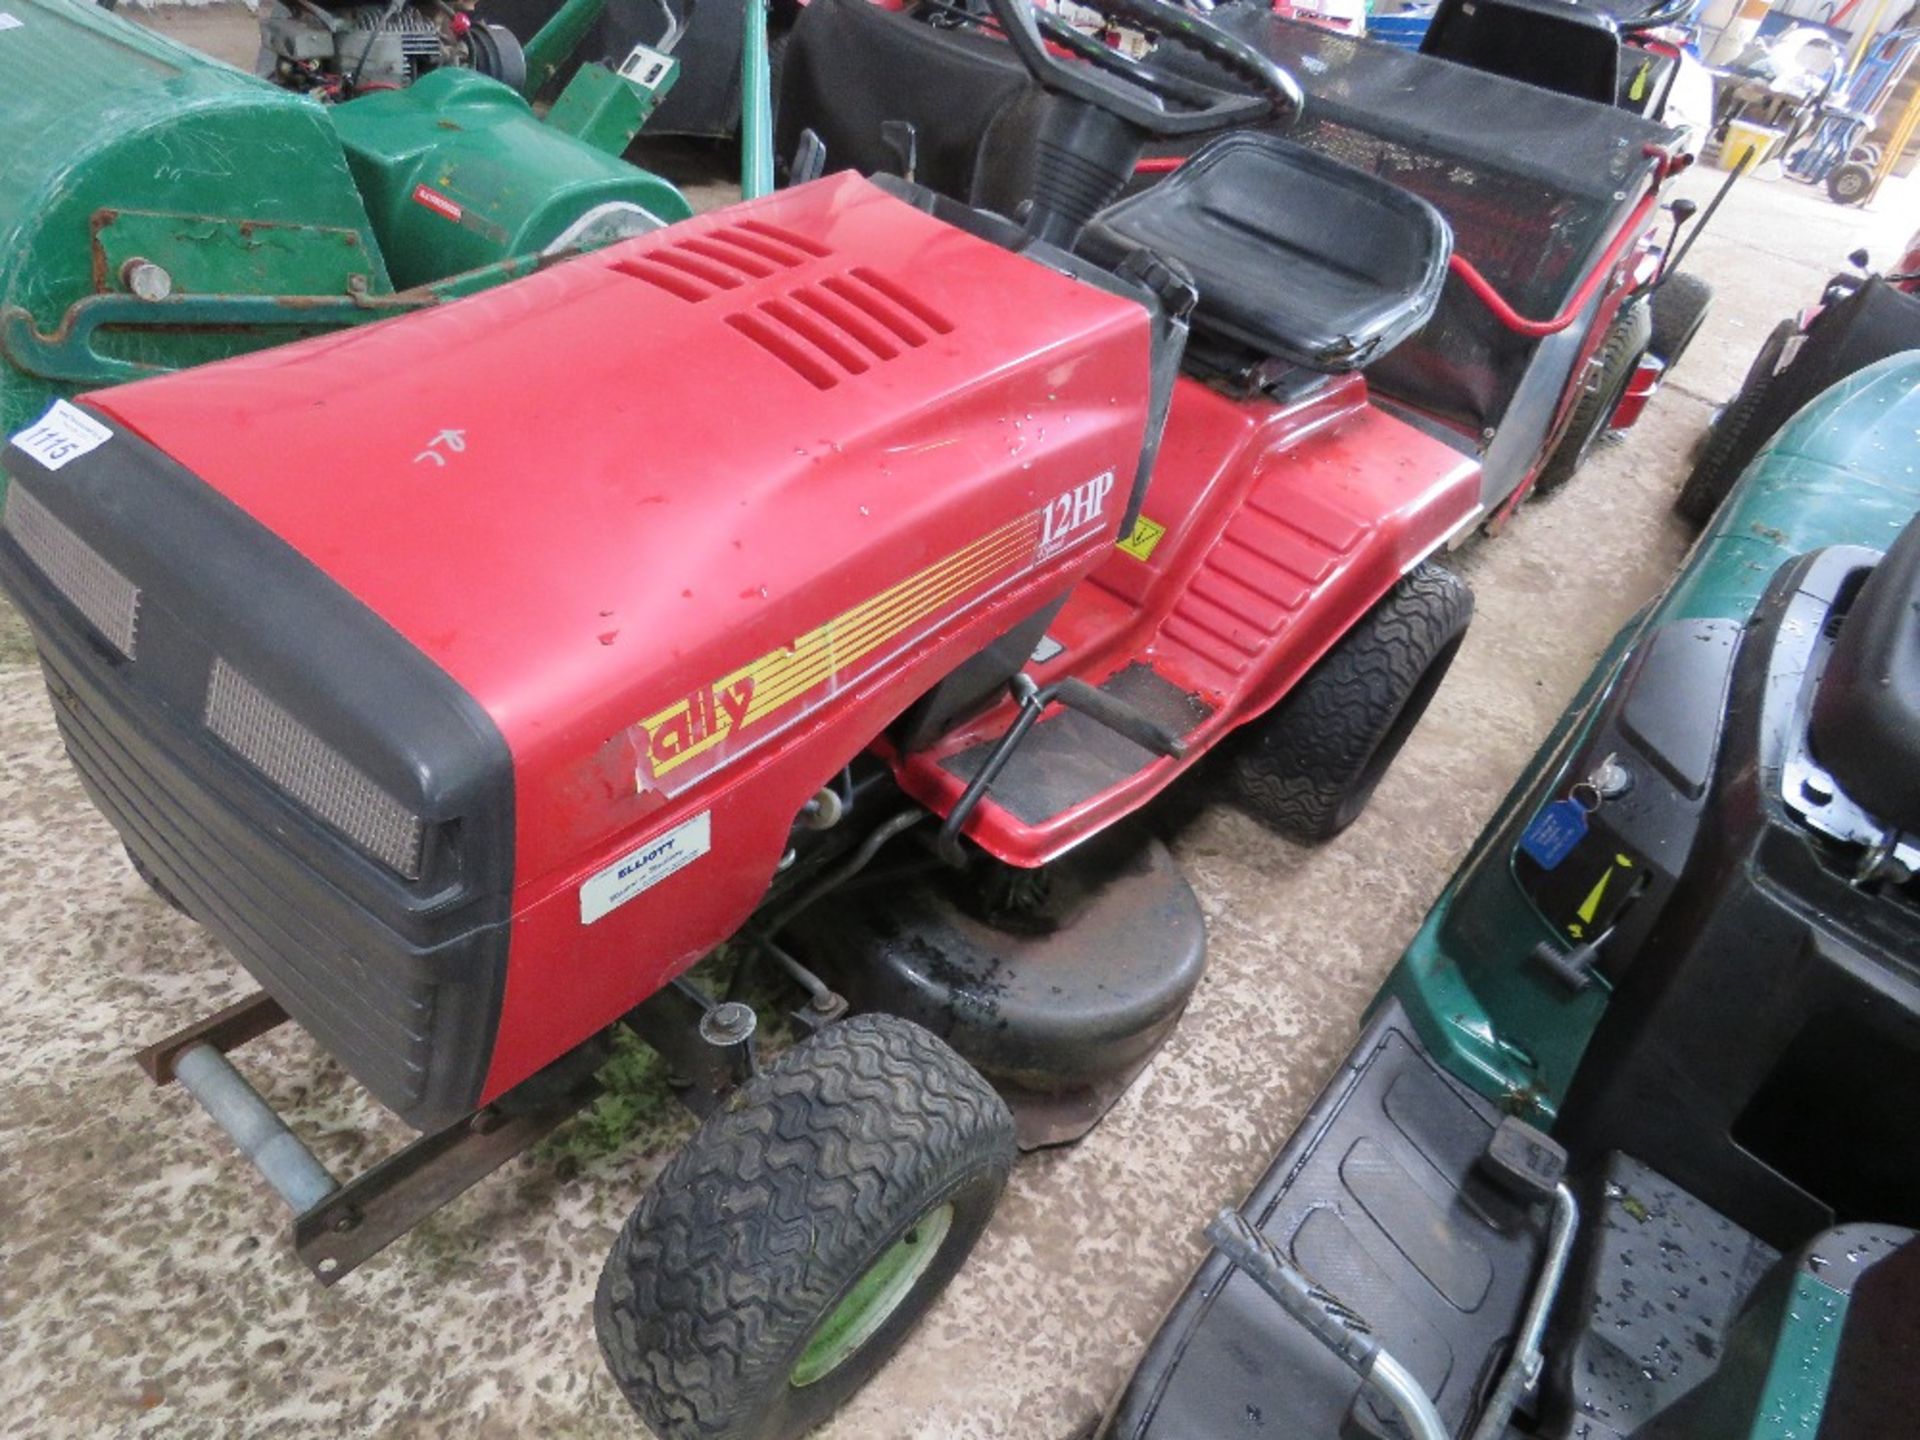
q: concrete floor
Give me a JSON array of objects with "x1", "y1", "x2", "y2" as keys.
[{"x1": 3, "y1": 14, "x2": 1918, "y2": 1437}]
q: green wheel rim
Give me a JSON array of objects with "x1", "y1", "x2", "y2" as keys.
[{"x1": 789, "y1": 1202, "x2": 954, "y2": 1389}]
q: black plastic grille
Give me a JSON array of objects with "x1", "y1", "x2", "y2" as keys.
[
  {"x1": 46, "y1": 645, "x2": 443, "y2": 1111},
  {"x1": 3, "y1": 481, "x2": 140, "y2": 657},
  {"x1": 1, "y1": 420, "x2": 515, "y2": 1133}
]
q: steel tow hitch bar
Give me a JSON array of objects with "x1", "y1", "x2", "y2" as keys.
[
  {"x1": 135, "y1": 991, "x2": 595, "y2": 1285},
  {"x1": 135, "y1": 979, "x2": 774, "y2": 1285}
]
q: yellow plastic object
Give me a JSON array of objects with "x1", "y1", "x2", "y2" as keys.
[{"x1": 1721, "y1": 119, "x2": 1784, "y2": 171}]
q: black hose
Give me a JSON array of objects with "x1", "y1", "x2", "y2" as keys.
[{"x1": 760, "y1": 809, "x2": 928, "y2": 937}]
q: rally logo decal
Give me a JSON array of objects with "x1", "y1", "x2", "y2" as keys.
[{"x1": 632, "y1": 472, "x2": 1115, "y2": 795}]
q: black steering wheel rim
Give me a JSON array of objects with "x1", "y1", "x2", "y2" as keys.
[{"x1": 982, "y1": 0, "x2": 1304, "y2": 136}]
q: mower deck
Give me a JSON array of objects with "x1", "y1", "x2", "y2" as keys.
[{"x1": 792, "y1": 826, "x2": 1207, "y2": 1149}]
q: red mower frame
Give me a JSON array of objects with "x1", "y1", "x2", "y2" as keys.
[{"x1": 0, "y1": 2, "x2": 1707, "y2": 1436}]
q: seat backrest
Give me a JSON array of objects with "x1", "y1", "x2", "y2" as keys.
[
  {"x1": 1419, "y1": 0, "x2": 1622, "y2": 107},
  {"x1": 1811, "y1": 513, "x2": 1920, "y2": 832},
  {"x1": 775, "y1": 0, "x2": 1034, "y2": 201},
  {"x1": 1092, "y1": 132, "x2": 1452, "y2": 372}
]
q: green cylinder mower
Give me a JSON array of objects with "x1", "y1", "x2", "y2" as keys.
[{"x1": 0, "y1": 0, "x2": 713, "y2": 445}]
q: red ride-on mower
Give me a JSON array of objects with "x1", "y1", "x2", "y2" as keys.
[
  {"x1": 779, "y1": 0, "x2": 1702, "y2": 517},
  {"x1": 4, "y1": 2, "x2": 1679, "y2": 1436}
]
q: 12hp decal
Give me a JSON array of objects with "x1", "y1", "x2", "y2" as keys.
[
  {"x1": 1039, "y1": 470, "x2": 1115, "y2": 558},
  {"x1": 623, "y1": 474, "x2": 1118, "y2": 797}
]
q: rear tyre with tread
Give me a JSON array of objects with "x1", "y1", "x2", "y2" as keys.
[
  {"x1": 1675, "y1": 317, "x2": 1795, "y2": 528},
  {"x1": 1534, "y1": 299, "x2": 1653, "y2": 496},
  {"x1": 1649, "y1": 272, "x2": 1713, "y2": 374},
  {"x1": 595, "y1": 1013, "x2": 1016, "y2": 1440},
  {"x1": 1228, "y1": 563, "x2": 1473, "y2": 844}
]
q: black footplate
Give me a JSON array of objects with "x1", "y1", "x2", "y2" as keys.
[
  {"x1": 1546, "y1": 1152, "x2": 1779, "y2": 1437},
  {"x1": 1104, "y1": 999, "x2": 1551, "y2": 1440},
  {"x1": 941, "y1": 663, "x2": 1211, "y2": 826}
]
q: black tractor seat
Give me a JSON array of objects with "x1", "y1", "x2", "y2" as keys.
[
  {"x1": 1811, "y1": 515, "x2": 1920, "y2": 833},
  {"x1": 1089, "y1": 131, "x2": 1452, "y2": 373}
]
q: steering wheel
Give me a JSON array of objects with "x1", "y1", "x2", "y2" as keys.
[{"x1": 983, "y1": 0, "x2": 1304, "y2": 135}]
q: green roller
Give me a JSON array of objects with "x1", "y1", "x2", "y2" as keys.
[
  {"x1": 329, "y1": 69, "x2": 691, "y2": 291},
  {"x1": 0, "y1": 0, "x2": 691, "y2": 453},
  {"x1": 0, "y1": 0, "x2": 384, "y2": 434}
]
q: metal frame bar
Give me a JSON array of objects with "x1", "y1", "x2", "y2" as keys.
[
  {"x1": 2, "y1": 253, "x2": 544, "y2": 387},
  {"x1": 135, "y1": 990, "x2": 289, "y2": 1085},
  {"x1": 132, "y1": 977, "x2": 756, "y2": 1286},
  {"x1": 291, "y1": 1085, "x2": 598, "y2": 1285}
]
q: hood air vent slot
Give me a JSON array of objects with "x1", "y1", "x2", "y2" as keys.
[
  {"x1": 610, "y1": 220, "x2": 833, "y2": 303},
  {"x1": 725, "y1": 269, "x2": 955, "y2": 390}
]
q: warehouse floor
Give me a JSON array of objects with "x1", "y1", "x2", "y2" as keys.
[{"x1": 3, "y1": 12, "x2": 1917, "y2": 1438}]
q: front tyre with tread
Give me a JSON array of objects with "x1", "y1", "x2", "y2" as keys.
[
  {"x1": 595, "y1": 1013, "x2": 1016, "y2": 1440},
  {"x1": 1674, "y1": 317, "x2": 1796, "y2": 528},
  {"x1": 1228, "y1": 562, "x2": 1473, "y2": 843}
]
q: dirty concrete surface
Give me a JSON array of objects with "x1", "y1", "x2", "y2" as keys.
[{"x1": 2, "y1": 11, "x2": 1917, "y2": 1436}]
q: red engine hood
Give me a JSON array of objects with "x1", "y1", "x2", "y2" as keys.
[{"x1": 91, "y1": 174, "x2": 1154, "y2": 893}]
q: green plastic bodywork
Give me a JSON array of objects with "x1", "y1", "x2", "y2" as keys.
[
  {"x1": 1643, "y1": 1254, "x2": 1858, "y2": 1440},
  {"x1": 1742, "y1": 1273, "x2": 1849, "y2": 1440},
  {"x1": 543, "y1": 52, "x2": 683, "y2": 156},
  {"x1": 0, "y1": 0, "x2": 690, "y2": 442},
  {"x1": 0, "y1": 0, "x2": 386, "y2": 433},
  {"x1": 1376, "y1": 353, "x2": 1920, "y2": 1123},
  {"x1": 523, "y1": 0, "x2": 617, "y2": 97},
  {"x1": 328, "y1": 68, "x2": 691, "y2": 290}
]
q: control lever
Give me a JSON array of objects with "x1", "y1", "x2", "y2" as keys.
[
  {"x1": 790, "y1": 128, "x2": 828, "y2": 186},
  {"x1": 1528, "y1": 869, "x2": 1651, "y2": 991},
  {"x1": 1467, "y1": 1120, "x2": 1580, "y2": 1440}
]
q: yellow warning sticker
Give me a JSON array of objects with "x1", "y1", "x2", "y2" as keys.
[
  {"x1": 1568, "y1": 853, "x2": 1634, "y2": 938},
  {"x1": 1118, "y1": 514, "x2": 1167, "y2": 562}
]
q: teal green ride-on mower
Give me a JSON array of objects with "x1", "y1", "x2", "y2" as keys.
[
  {"x1": 0, "y1": 0, "x2": 702, "y2": 444},
  {"x1": 1102, "y1": 353, "x2": 1920, "y2": 1440}
]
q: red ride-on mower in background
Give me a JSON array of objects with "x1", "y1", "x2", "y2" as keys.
[
  {"x1": 778, "y1": 0, "x2": 1706, "y2": 517},
  {"x1": 5, "y1": 2, "x2": 1680, "y2": 1437}
]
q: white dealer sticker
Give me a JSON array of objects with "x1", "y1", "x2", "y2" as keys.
[
  {"x1": 580, "y1": 811, "x2": 711, "y2": 925},
  {"x1": 0, "y1": 14, "x2": 22, "y2": 31},
  {"x1": 11, "y1": 401, "x2": 112, "y2": 471}
]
